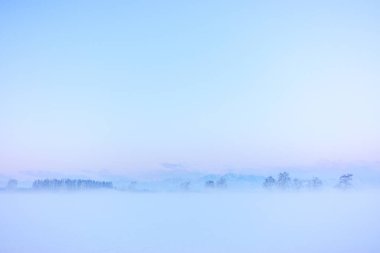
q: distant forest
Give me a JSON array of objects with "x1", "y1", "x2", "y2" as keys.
[{"x1": 32, "y1": 179, "x2": 113, "y2": 191}]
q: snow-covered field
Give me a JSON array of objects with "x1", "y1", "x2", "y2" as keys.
[{"x1": 1, "y1": 191, "x2": 380, "y2": 253}]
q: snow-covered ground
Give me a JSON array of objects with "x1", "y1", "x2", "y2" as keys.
[{"x1": 1, "y1": 190, "x2": 380, "y2": 253}]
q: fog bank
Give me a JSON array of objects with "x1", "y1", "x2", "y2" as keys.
[{"x1": 1, "y1": 190, "x2": 379, "y2": 253}]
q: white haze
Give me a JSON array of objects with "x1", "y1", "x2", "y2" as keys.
[{"x1": 1, "y1": 190, "x2": 380, "y2": 253}]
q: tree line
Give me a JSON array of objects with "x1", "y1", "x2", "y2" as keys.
[
  {"x1": 263, "y1": 172, "x2": 353, "y2": 190},
  {"x1": 32, "y1": 179, "x2": 113, "y2": 191}
]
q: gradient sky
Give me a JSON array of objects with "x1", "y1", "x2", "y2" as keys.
[{"x1": 0, "y1": 0, "x2": 379, "y2": 175}]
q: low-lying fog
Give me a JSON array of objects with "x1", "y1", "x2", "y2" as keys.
[{"x1": 1, "y1": 190, "x2": 379, "y2": 253}]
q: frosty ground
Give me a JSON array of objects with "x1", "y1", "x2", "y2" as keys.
[{"x1": 1, "y1": 190, "x2": 379, "y2": 253}]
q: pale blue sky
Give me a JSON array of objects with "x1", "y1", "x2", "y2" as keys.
[{"x1": 0, "y1": 0, "x2": 379, "y2": 174}]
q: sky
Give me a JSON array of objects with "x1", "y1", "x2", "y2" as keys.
[{"x1": 0, "y1": 0, "x2": 379, "y2": 176}]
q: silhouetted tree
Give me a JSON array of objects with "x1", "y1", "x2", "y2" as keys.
[
  {"x1": 277, "y1": 172, "x2": 291, "y2": 189},
  {"x1": 263, "y1": 176, "x2": 276, "y2": 189},
  {"x1": 337, "y1": 174, "x2": 353, "y2": 189},
  {"x1": 292, "y1": 178, "x2": 302, "y2": 190},
  {"x1": 216, "y1": 177, "x2": 227, "y2": 189},
  {"x1": 310, "y1": 177, "x2": 323, "y2": 189},
  {"x1": 205, "y1": 180, "x2": 215, "y2": 188}
]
